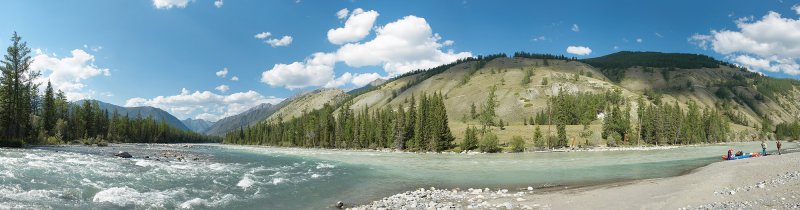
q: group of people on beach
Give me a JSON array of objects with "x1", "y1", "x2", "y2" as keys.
[
  {"x1": 725, "y1": 140, "x2": 782, "y2": 160},
  {"x1": 761, "y1": 140, "x2": 782, "y2": 156}
]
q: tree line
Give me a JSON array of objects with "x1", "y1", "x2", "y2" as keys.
[
  {"x1": 513, "y1": 51, "x2": 576, "y2": 61},
  {"x1": 223, "y1": 92, "x2": 455, "y2": 152},
  {"x1": 636, "y1": 100, "x2": 731, "y2": 145},
  {"x1": 775, "y1": 121, "x2": 800, "y2": 141},
  {"x1": 0, "y1": 32, "x2": 216, "y2": 147}
]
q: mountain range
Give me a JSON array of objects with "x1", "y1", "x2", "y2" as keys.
[
  {"x1": 212, "y1": 51, "x2": 799, "y2": 142},
  {"x1": 181, "y1": 118, "x2": 214, "y2": 133},
  {"x1": 74, "y1": 100, "x2": 191, "y2": 131},
  {"x1": 83, "y1": 51, "x2": 800, "y2": 142}
]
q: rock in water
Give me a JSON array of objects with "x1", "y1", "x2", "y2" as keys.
[
  {"x1": 114, "y1": 151, "x2": 132, "y2": 158},
  {"x1": 335, "y1": 201, "x2": 344, "y2": 209}
]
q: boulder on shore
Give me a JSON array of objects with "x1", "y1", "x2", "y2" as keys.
[
  {"x1": 114, "y1": 151, "x2": 132, "y2": 158},
  {"x1": 335, "y1": 201, "x2": 344, "y2": 209}
]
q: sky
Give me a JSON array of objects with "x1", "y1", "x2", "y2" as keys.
[{"x1": 1, "y1": 0, "x2": 799, "y2": 122}]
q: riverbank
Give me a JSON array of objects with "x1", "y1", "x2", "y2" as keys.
[
  {"x1": 351, "y1": 151, "x2": 800, "y2": 209},
  {"x1": 232, "y1": 143, "x2": 693, "y2": 155}
]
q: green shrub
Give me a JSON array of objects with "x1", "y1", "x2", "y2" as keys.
[
  {"x1": 46, "y1": 136, "x2": 62, "y2": 145},
  {"x1": 510, "y1": 136, "x2": 525, "y2": 152},
  {"x1": 479, "y1": 132, "x2": 501, "y2": 153}
]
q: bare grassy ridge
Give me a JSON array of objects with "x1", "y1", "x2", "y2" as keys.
[{"x1": 267, "y1": 88, "x2": 348, "y2": 122}]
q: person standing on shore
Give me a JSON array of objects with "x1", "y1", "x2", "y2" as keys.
[
  {"x1": 777, "y1": 140, "x2": 782, "y2": 155},
  {"x1": 761, "y1": 140, "x2": 767, "y2": 156}
]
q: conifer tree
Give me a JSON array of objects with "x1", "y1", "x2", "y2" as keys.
[
  {"x1": 480, "y1": 85, "x2": 497, "y2": 126},
  {"x1": 461, "y1": 126, "x2": 478, "y2": 151},
  {"x1": 533, "y1": 126, "x2": 544, "y2": 149},
  {"x1": 0, "y1": 32, "x2": 37, "y2": 145},
  {"x1": 42, "y1": 81, "x2": 56, "y2": 135}
]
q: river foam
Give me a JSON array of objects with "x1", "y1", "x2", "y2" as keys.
[
  {"x1": 92, "y1": 186, "x2": 184, "y2": 207},
  {"x1": 0, "y1": 145, "x2": 342, "y2": 209}
]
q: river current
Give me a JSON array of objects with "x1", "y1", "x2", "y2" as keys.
[{"x1": 0, "y1": 142, "x2": 794, "y2": 209}]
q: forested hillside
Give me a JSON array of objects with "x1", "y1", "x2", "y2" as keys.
[
  {"x1": 78, "y1": 99, "x2": 191, "y2": 131},
  {"x1": 222, "y1": 50, "x2": 800, "y2": 152},
  {"x1": 223, "y1": 93, "x2": 454, "y2": 152},
  {"x1": 0, "y1": 33, "x2": 217, "y2": 147}
]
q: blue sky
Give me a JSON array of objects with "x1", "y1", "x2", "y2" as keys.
[{"x1": 2, "y1": 0, "x2": 799, "y2": 121}]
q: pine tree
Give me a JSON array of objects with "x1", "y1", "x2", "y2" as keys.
[
  {"x1": 42, "y1": 81, "x2": 56, "y2": 136},
  {"x1": 461, "y1": 126, "x2": 478, "y2": 151},
  {"x1": 0, "y1": 32, "x2": 37, "y2": 146},
  {"x1": 393, "y1": 104, "x2": 407, "y2": 150},
  {"x1": 480, "y1": 85, "x2": 497, "y2": 126},
  {"x1": 431, "y1": 93, "x2": 453, "y2": 151},
  {"x1": 82, "y1": 100, "x2": 95, "y2": 138},
  {"x1": 470, "y1": 102, "x2": 477, "y2": 119},
  {"x1": 533, "y1": 126, "x2": 544, "y2": 149},
  {"x1": 521, "y1": 68, "x2": 532, "y2": 85},
  {"x1": 556, "y1": 123, "x2": 567, "y2": 148}
]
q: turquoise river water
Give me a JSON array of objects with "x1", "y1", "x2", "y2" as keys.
[{"x1": 0, "y1": 142, "x2": 795, "y2": 209}]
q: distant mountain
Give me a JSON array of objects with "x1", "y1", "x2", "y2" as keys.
[
  {"x1": 203, "y1": 103, "x2": 281, "y2": 136},
  {"x1": 182, "y1": 118, "x2": 214, "y2": 133},
  {"x1": 204, "y1": 88, "x2": 350, "y2": 136},
  {"x1": 74, "y1": 100, "x2": 191, "y2": 131},
  {"x1": 347, "y1": 78, "x2": 387, "y2": 95}
]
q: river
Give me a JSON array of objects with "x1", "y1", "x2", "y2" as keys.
[{"x1": 0, "y1": 142, "x2": 794, "y2": 209}]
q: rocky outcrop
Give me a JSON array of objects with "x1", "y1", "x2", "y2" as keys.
[{"x1": 114, "y1": 151, "x2": 132, "y2": 158}]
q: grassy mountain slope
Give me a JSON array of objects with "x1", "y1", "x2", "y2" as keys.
[
  {"x1": 238, "y1": 51, "x2": 800, "y2": 146},
  {"x1": 266, "y1": 88, "x2": 348, "y2": 122}
]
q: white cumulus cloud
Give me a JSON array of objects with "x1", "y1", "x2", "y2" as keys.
[
  {"x1": 261, "y1": 11, "x2": 471, "y2": 89},
  {"x1": 336, "y1": 8, "x2": 349, "y2": 19},
  {"x1": 323, "y1": 72, "x2": 353, "y2": 88},
  {"x1": 31, "y1": 49, "x2": 110, "y2": 101},
  {"x1": 351, "y1": 72, "x2": 383, "y2": 87},
  {"x1": 215, "y1": 68, "x2": 228, "y2": 78},
  {"x1": 335, "y1": 15, "x2": 472, "y2": 76},
  {"x1": 571, "y1": 24, "x2": 580, "y2": 32},
  {"x1": 214, "y1": 0, "x2": 223, "y2": 8},
  {"x1": 230, "y1": 76, "x2": 239, "y2": 81},
  {"x1": 261, "y1": 52, "x2": 337, "y2": 89},
  {"x1": 215, "y1": 84, "x2": 229, "y2": 93},
  {"x1": 125, "y1": 88, "x2": 284, "y2": 122},
  {"x1": 324, "y1": 72, "x2": 383, "y2": 88},
  {"x1": 566, "y1": 46, "x2": 592, "y2": 56},
  {"x1": 153, "y1": 0, "x2": 190, "y2": 9},
  {"x1": 327, "y1": 8, "x2": 379, "y2": 45},
  {"x1": 254, "y1": 32, "x2": 292, "y2": 47},
  {"x1": 443, "y1": 40, "x2": 454, "y2": 46},
  {"x1": 254, "y1": 32, "x2": 271, "y2": 39},
  {"x1": 265, "y1": 36, "x2": 293, "y2": 47},
  {"x1": 690, "y1": 9, "x2": 800, "y2": 75}
]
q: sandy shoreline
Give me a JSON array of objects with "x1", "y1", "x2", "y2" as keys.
[{"x1": 351, "y1": 151, "x2": 800, "y2": 209}]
